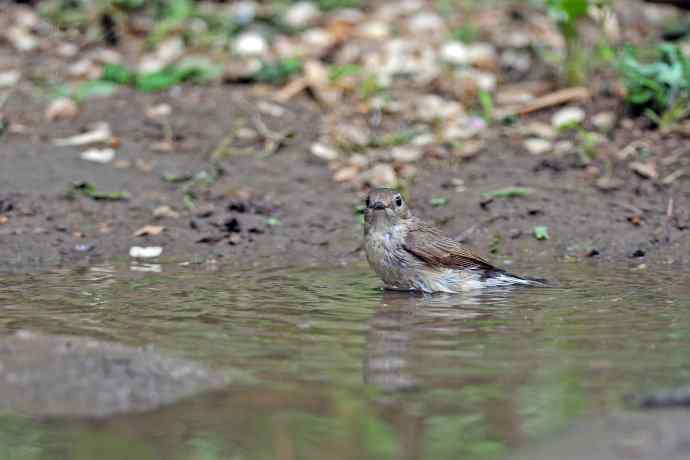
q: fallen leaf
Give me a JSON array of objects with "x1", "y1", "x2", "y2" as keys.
[
  {"x1": 533, "y1": 226, "x2": 549, "y2": 240},
  {"x1": 430, "y1": 197, "x2": 449, "y2": 207},
  {"x1": 629, "y1": 161, "x2": 658, "y2": 179},
  {"x1": 54, "y1": 122, "x2": 112, "y2": 146},
  {"x1": 481, "y1": 187, "x2": 532, "y2": 199},
  {"x1": 73, "y1": 182, "x2": 129, "y2": 201},
  {"x1": 134, "y1": 225, "x2": 165, "y2": 237}
]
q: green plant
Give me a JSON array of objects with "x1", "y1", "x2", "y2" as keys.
[
  {"x1": 254, "y1": 57, "x2": 303, "y2": 84},
  {"x1": 618, "y1": 43, "x2": 690, "y2": 128},
  {"x1": 546, "y1": 0, "x2": 592, "y2": 85}
]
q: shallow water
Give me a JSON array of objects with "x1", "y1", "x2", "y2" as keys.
[{"x1": 0, "y1": 261, "x2": 689, "y2": 460}]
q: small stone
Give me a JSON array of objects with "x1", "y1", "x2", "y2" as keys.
[
  {"x1": 407, "y1": 12, "x2": 445, "y2": 36},
  {"x1": 363, "y1": 163, "x2": 397, "y2": 188},
  {"x1": 466, "y1": 42, "x2": 497, "y2": 67},
  {"x1": 592, "y1": 111, "x2": 616, "y2": 132},
  {"x1": 310, "y1": 142, "x2": 339, "y2": 161},
  {"x1": 522, "y1": 122, "x2": 557, "y2": 140},
  {"x1": 441, "y1": 41, "x2": 470, "y2": 66},
  {"x1": 129, "y1": 246, "x2": 163, "y2": 258},
  {"x1": 552, "y1": 106, "x2": 585, "y2": 129},
  {"x1": 523, "y1": 138, "x2": 552, "y2": 155},
  {"x1": 0, "y1": 215, "x2": 8, "y2": 225},
  {"x1": 153, "y1": 206, "x2": 179, "y2": 219},
  {"x1": 6, "y1": 26, "x2": 38, "y2": 52},
  {"x1": 230, "y1": 1, "x2": 257, "y2": 25},
  {"x1": 134, "y1": 225, "x2": 165, "y2": 237},
  {"x1": 146, "y1": 103, "x2": 172, "y2": 119},
  {"x1": 391, "y1": 146, "x2": 423, "y2": 163},
  {"x1": 0, "y1": 70, "x2": 20, "y2": 88},
  {"x1": 233, "y1": 32, "x2": 268, "y2": 56},
  {"x1": 45, "y1": 97, "x2": 78, "y2": 121},
  {"x1": 595, "y1": 176, "x2": 624, "y2": 191},
  {"x1": 193, "y1": 204, "x2": 215, "y2": 218},
  {"x1": 358, "y1": 21, "x2": 390, "y2": 39},
  {"x1": 80, "y1": 148, "x2": 115, "y2": 164},
  {"x1": 415, "y1": 94, "x2": 464, "y2": 122},
  {"x1": 333, "y1": 166, "x2": 359, "y2": 182},
  {"x1": 284, "y1": 2, "x2": 321, "y2": 29}
]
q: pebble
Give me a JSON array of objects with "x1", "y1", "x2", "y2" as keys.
[
  {"x1": 523, "y1": 138, "x2": 552, "y2": 155},
  {"x1": 153, "y1": 206, "x2": 180, "y2": 219},
  {"x1": 363, "y1": 163, "x2": 397, "y2": 187},
  {"x1": 0, "y1": 70, "x2": 20, "y2": 88},
  {"x1": 441, "y1": 41, "x2": 470, "y2": 66},
  {"x1": 129, "y1": 246, "x2": 163, "y2": 258},
  {"x1": 230, "y1": 1, "x2": 257, "y2": 25},
  {"x1": 45, "y1": 97, "x2": 79, "y2": 121},
  {"x1": 592, "y1": 111, "x2": 616, "y2": 131},
  {"x1": 233, "y1": 32, "x2": 268, "y2": 56},
  {"x1": 310, "y1": 142, "x2": 339, "y2": 161},
  {"x1": 284, "y1": 2, "x2": 321, "y2": 29},
  {"x1": 80, "y1": 148, "x2": 115, "y2": 164},
  {"x1": 391, "y1": 146, "x2": 423, "y2": 163},
  {"x1": 552, "y1": 106, "x2": 585, "y2": 129}
]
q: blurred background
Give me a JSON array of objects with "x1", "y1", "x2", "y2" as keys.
[{"x1": 0, "y1": 0, "x2": 688, "y2": 269}]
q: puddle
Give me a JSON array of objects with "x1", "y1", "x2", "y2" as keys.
[{"x1": 0, "y1": 262, "x2": 689, "y2": 459}]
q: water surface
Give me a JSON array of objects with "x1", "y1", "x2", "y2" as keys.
[{"x1": 0, "y1": 261, "x2": 689, "y2": 460}]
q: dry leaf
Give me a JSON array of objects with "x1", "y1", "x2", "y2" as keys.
[{"x1": 629, "y1": 161, "x2": 658, "y2": 179}]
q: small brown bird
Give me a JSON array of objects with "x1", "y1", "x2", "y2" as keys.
[{"x1": 363, "y1": 188, "x2": 547, "y2": 292}]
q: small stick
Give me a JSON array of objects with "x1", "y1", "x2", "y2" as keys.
[{"x1": 495, "y1": 87, "x2": 589, "y2": 118}]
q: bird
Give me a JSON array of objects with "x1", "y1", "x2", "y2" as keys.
[{"x1": 363, "y1": 188, "x2": 547, "y2": 293}]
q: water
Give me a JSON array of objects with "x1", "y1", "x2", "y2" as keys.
[{"x1": 0, "y1": 261, "x2": 689, "y2": 460}]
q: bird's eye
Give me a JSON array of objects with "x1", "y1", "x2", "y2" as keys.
[
  {"x1": 395, "y1": 195, "x2": 403, "y2": 207},
  {"x1": 365, "y1": 196, "x2": 371, "y2": 208}
]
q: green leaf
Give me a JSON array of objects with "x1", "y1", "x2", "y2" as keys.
[
  {"x1": 254, "y1": 57, "x2": 303, "y2": 85},
  {"x1": 534, "y1": 226, "x2": 550, "y2": 240},
  {"x1": 329, "y1": 64, "x2": 362, "y2": 82},
  {"x1": 430, "y1": 197, "x2": 449, "y2": 207},
  {"x1": 101, "y1": 63, "x2": 135, "y2": 85},
  {"x1": 58, "y1": 81, "x2": 119, "y2": 102},
  {"x1": 481, "y1": 187, "x2": 532, "y2": 199},
  {"x1": 73, "y1": 182, "x2": 129, "y2": 201},
  {"x1": 136, "y1": 69, "x2": 186, "y2": 92}
]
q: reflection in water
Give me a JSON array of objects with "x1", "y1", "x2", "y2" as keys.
[
  {"x1": 365, "y1": 291, "x2": 499, "y2": 391},
  {"x1": 0, "y1": 262, "x2": 689, "y2": 460}
]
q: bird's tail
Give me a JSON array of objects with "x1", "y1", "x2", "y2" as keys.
[{"x1": 485, "y1": 269, "x2": 551, "y2": 287}]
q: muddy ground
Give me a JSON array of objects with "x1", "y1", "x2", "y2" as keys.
[{"x1": 1, "y1": 82, "x2": 688, "y2": 275}]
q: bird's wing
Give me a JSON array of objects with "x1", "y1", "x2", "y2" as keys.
[{"x1": 403, "y1": 220, "x2": 496, "y2": 271}]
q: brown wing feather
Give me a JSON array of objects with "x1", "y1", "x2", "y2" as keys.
[{"x1": 403, "y1": 220, "x2": 496, "y2": 270}]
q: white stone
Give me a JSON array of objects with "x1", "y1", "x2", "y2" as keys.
[
  {"x1": 441, "y1": 41, "x2": 470, "y2": 66},
  {"x1": 0, "y1": 70, "x2": 20, "y2": 88},
  {"x1": 310, "y1": 142, "x2": 339, "y2": 161},
  {"x1": 552, "y1": 106, "x2": 585, "y2": 128},
  {"x1": 129, "y1": 246, "x2": 163, "y2": 258},
  {"x1": 45, "y1": 97, "x2": 78, "y2": 121},
  {"x1": 358, "y1": 21, "x2": 390, "y2": 39},
  {"x1": 523, "y1": 138, "x2": 552, "y2": 155},
  {"x1": 233, "y1": 32, "x2": 268, "y2": 56},
  {"x1": 466, "y1": 43, "x2": 496, "y2": 65},
  {"x1": 284, "y1": 2, "x2": 321, "y2": 29},
  {"x1": 391, "y1": 146, "x2": 423, "y2": 163},
  {"x1": 230, "y1": 1, "x2": 257, "y2": 25},
  {"x1": 80, "y1": 148, "x2": 115, "y2": 164}
]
